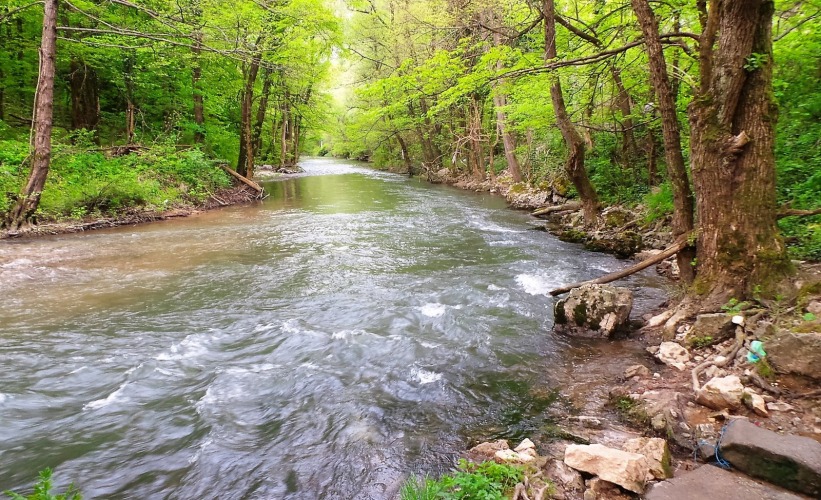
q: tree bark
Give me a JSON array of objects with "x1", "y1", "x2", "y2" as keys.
[
  {"x1": 631, "y1": 0, "x2": 696, "y2": 282},
  {"x1": 688, "y1": 0, "x2": 789, "y2": 306},
  {"x1": 280, "y1": 92, "x2": 291, "y2": 167},
  {"x1": 6, "y1": 0, "x2": 58, "y2": 230},
  {"x1": 252, "y1": 68, "x2": 273, "y2": 157},
  {"x1": 192, "y1": 31, "x2": 204, "y2": 143},
  {"x1": 544, "y1": 0, "x2": 599, "y2": 225},
  {"x1": 490, "y1": 27, "x2": 523, "y2": 183},
  {"x1": 238, "y1": 41, "x2": 262, "y2": 177},
  {"x1": 124, "y1": 52, "x2": 136, "y2": 143}
]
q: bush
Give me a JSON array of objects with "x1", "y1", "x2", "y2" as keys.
[
  {"x1": 1, "y1": 141, "x2": 232, "y2": 221},
  {"x1": 400, "y1": 460, "x2": 524, "y2": 500},
  {"x1": 4, "y1": 468, "x2": 82, "y2": 500}
]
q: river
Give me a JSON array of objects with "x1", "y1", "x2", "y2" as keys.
[{"x1": 0, "y1": 157, "x2": 665, "y2": 499}]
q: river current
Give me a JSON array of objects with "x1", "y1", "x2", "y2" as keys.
[{"x1": 0, "y1": 158, "x2": 665, "y2": 498}]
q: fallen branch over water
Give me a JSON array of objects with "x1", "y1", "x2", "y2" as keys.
[
  {"x1": 549, "y1": 237, "x2": 688, "y2": 296},
  {"x1": 532, "y1": 202, "x2": 581, "y2": 216},
  {"x1": 219, "y1": 164, "x2": 265, "y2": 197}
]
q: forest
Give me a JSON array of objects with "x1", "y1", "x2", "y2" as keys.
[
  {"x1": 0, "y1": 0, "x2": 819, "y2": 300},
  {"x1": 3, "y1": 1, "x2": 821, "y2": 498}
]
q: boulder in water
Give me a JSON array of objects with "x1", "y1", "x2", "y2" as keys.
[{"x1": 554, "y1": 284, "x2": 633, "y2": 338}]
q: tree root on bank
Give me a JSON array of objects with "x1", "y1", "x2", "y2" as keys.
[{"x1": 691, "y1": 326, "x2": 746, "y2": 392}]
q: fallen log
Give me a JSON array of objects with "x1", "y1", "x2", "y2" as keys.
[
  {"x1": 531, "y1": 201, "x2": 581, "y2": 217},
  {"x1": 549, "y1": 237, "x2": 688, "y2": 296},
  {"x1": 777, "y1": 207, "x2": 821, "y2": 218},
  {"x1": 219, "y1": 164, "x2": 264, "y2": 198}
]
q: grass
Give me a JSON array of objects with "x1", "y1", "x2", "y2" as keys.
[{"x1": 400, "y1": 460, "x2": 524, "y2": 500}]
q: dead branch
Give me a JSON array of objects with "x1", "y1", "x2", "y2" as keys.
[
  {"x1": 549, "y1": 237, "x2": 688, "y2": 296},
  {"x1": 778, "y1": 207, "x2": 821, "y2": 218},
  {"x1": 219, "y1": 164, "x2": 265, "y2": 198},
  {"x1": 532, "y1": 201, "x2": 581, "y2": 216}
]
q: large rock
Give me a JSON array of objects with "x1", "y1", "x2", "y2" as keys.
[
  {"x1": 720, "y1": 418, "x2": 821, "y2": 497},
  {"x1": 554, "y1": 284, "x2": 634, "y2": 338},
  {"x1": 695, "y1": 375, "x2": 745, "y2": 410},
  {"x1": 686, "y1": 313, "x2": 735, "y2": 347},
  {"x1": 646, "y1": 464, "x2": 805, "y2": 500},
  {"x1": 622, "y1": 437, "x2": 672, "y2": 480},
  {"x1": 656, "y1": 341, "x2": 690, "y2": 370},
  {"x1": 768, "y1": 332, "x2": 821, "y2": 379},
  {"x1": 564, "y1": 443, "x2": 649, "y2": 494}
]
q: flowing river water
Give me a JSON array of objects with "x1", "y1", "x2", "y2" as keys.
[{"x1": 0, "y1": 158, "x2": 665, "y2": 499}]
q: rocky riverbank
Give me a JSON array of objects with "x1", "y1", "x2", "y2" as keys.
[{"x1": 418, "y1": 167, "x2": 821, "y2": 499}]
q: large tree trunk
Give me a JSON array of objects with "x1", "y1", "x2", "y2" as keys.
[
  {"x1": 192, "y1": 31, "x2": 204, "y2": 143},
  {"x1": 688, "y1": 0, "x2": 789, "y2": 307},
  {"x1": 6, "y1": 0, "x2": 58, "y2": 230},
  {"x1": 631, "y1": 0, "x2": 696, "y2": 283},
  {"x1": 544, "y1": 0, "x2": 599, "y2": 225},
  {"x1": 69, "y1": 59, "x2": 100, "y2": 136}
]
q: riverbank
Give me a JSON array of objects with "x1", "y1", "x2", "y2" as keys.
[
  {"x1": 405, "y1": 167, "x2": 821, "y2": 498},
  {"x1": 0, "y1": 183, "x2": 262, "y2": 240}
]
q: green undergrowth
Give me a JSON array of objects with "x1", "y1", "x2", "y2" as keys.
[
  {"x1": 4, "y1": 468, "x2": 82, "y2": 500},
  {"x1": 0, "y1": 139, "x2": 231, "y2": 221},
  {"x1": 400, "y1": 459, "x2": 524, "y2": 500}
]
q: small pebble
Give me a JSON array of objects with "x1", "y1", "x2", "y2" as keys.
[{"x1": 653, "y1": 373, "x2": 661, "y2": 379}]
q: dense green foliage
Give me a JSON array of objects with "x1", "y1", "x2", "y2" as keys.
[
  {"x1": 4, "y1": 469, "x2": 82, "y2": 500},
  {"x1": 0, "y1": 0, "x2": 338, "y2": 223},
  {"x1": 400, "y1": 460, "x2": 525, "y2": 500},
  {"x1": 0, "y1": 140, "x2": 230, "y2": 219},
  {"x1": 331, "y1": 0, "x2": 820, "y2": 260}
]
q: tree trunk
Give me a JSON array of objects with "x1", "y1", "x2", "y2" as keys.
[
  {"x1": 238, "y1": 44, "x2": 262, "y2": 177},
  {"x1": 418, "y1": 98, "x2": 443, "y2": 169},
  {"x1": 396, "y1": 133, "x2": 413, "y2": 174},
  {"x1": 69, "y1": 59, "x2": 100, "y2": 136},
  {"x1": 280, "y1": 93, "x2": 291, "y2": 167},
  {"x1": 609, "y1": 64, "x2": 638, "y2": 161},
  {"x1": 6, "y1": 0, "x2": 58, "y2": 230},
  {"x1": 631, "y1": 0, "x2": 696, "y2": 283},
  {"x1": 688, "y1": 0, "x2": 789, "y2": 306},
  {"x1": 124, "y1": 52, "x2": 136, "y2": 143},
  {"x1": 544, "y1": 0, "x2": 599, "y2": 224},
  {"x1": 490, "y1": 28, "x2": 523, "y2": 183},
  {"x1": 252, "y1": 68, "x2": 273, "y2": 157},
  {"x1": 192, "y1": 31, "x2": 205, "y2": 143}
]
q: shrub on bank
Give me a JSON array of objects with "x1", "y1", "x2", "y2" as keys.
[
  {"x1": 0, "y1": 140, "x2": 231, "y2": 221},
  {"x1": 400, "y1": 459, "x2": 524, "y2": 500}
]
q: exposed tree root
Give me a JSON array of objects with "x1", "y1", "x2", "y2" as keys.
[{"x1": 691, "y1": 326, "x2": 746, "y2": 392}]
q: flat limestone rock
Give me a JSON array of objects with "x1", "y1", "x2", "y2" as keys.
[
  {"x1": 645, "y1": 464, "x2": 805, "y2": 500},
  {"x1": 622, "y1": 437, "x2": 672, "y2": 480},
  {"x1": 720, "y1": 418, "x2": 821, "y2": 497},
  {"x1": 564, "y1": 443, "x2": 649, "y2": 494},
  {"x1": 695, "y1": 375, "x2": 744, "y2": 410}
]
